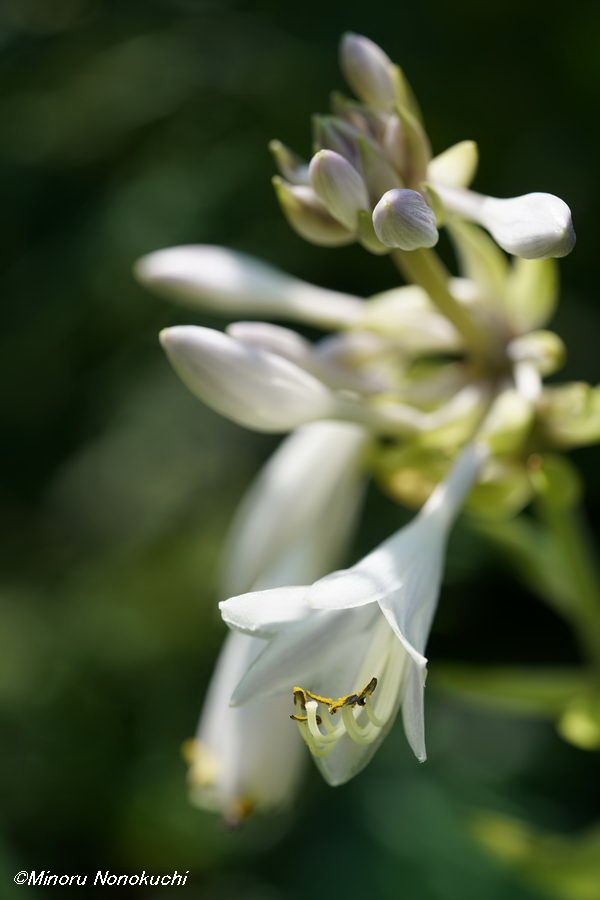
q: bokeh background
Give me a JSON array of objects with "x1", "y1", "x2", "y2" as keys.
[{"x1": 1, "y1": 0, "x2": 599, "y2": 897}]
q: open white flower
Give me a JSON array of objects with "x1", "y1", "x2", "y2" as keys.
[
  {"x1": 219, "y1": 443, "x2": 487, "y2": 785},
  {"x1": 187, "y1": 421, "x2": 369, "y2": 820}
]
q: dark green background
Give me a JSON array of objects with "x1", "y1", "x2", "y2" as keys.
[{"x1": 1, "y1": 1, "x2": 599, "y2": 897}]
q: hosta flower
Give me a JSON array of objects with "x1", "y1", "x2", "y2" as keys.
[
  {"x1": 133, "y1": 23, "x2": 600, "y2": 805},
  {"x1": 186, "y1": 421, "x2": 369, "y2": 821},
  {"x1": 271, "y1": 33, "x2": 575, "y2": 260},
  {"x1": 219, "y1": 443, "x2": 487, "y2": 785}
]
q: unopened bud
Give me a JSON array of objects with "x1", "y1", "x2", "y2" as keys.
[
  {"x1": 160, "y1": 326, "x2": 336, "y2": 432},
  {"x1": 538, "y1": 383, "x2": 600, "y2": 448},
  {"x1": 309, "y1": 150, "x2": 369, "y2": 231},
  {"x1": 312, "y1": 115, "x2": 361, "y2": 168},
  {"x1": 435, "y1": 185, "x2": 576, "y2": 260},
  {"x1": 508, "y1": 330, "x2": 565, "y2": 376},
  {"x1": 269, "y1": 140, "x2": 309, "y2": 185},
  {"x1": 272, "y1": 177, "x2": 354, "y2": 247},
  {"x1": 372, "y1": 188, "x2": 438, "y2": 250},
  {"x1": 339, "y1": 33, "x2": 396, "y2": 111}
]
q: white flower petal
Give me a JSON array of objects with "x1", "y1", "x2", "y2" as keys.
[
  {"x1": 226, "y1": 321, "x2": 314, "y2": 369},
  {"x1": 221, "y1": 421, "x2": 369, "y2": 597},
  {"x1": 135, "y1": 245, "x2": 362, "y2": 327},
  {"x1": 400, "y1": 659, "x2": 427, "y2": 762},
  {"x1": 219, "y1": 586, "x2": 311, "y2": 638},
  {"x1": 228, "y1": 604, "x2": 378, "y2": 706},
  {"x1": 160, "y1": 325, "x2": 337, "y2": 432}
]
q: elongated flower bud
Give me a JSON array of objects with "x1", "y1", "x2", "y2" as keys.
[
  {"x1": 372, "y1": 188, "x2": 438, "y2": 250},
  {"x1": 340, "y1": 32, "x2": 396, "y2": 110},
  {"x1": 434, "y1": 185, "x2": 576, "y2": 259},
  {"x1": 309, "y1": 149, "x2": 369, "y2": 230},
  {"x1": 135, "y1": 245, "x2": 363, "y2": 328},
  {"x1": 313, "y1": 115, "x2": 362, "y2": 168},
  {"x1": 160, "y1": 326, "x2": 337, "y2": 432}
]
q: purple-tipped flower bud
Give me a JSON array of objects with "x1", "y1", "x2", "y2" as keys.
[{"x1": 372, "y1": 189, "x2": 439, "y2": 250}]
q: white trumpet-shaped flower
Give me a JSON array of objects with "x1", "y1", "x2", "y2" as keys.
[
  {"x1": 188, "y1": 421, "x2": 370, "y2": 821},
  {"x1": 219, "y1": 443, "x2": 487, "y2": 785}
]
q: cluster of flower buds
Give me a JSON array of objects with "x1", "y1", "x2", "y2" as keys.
[
  {"x1": 135, "y1": 33, "x2": 599, "y2": 821},
  {"x1": 272, "y1": 33, "x2": 575, "y2": 260}
]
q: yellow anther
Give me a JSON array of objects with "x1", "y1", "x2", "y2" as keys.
[
  {"x1": 292, "y1": 686, "x2": 337, "y2": 708},
  {"x1": 290, "y1": 713, "x2": 322, "y2": 724},
  {"x1": 291, "y1": 677, "x2": 378, "y2": 717}
]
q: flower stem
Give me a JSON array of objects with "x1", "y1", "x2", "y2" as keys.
[{"x1": 391, "y1": 247, "x2": 501, "y2": 363}]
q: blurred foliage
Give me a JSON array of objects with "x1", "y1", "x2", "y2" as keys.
[{"x1": 0, "y1": 0, "x2": 599, "y2": 898}]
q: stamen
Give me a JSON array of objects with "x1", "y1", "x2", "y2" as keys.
[{"x1": 290, "y1": 677, "x2": 384, "y2": 752}]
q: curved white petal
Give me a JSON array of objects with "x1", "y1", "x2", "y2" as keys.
[
  {"x1": 229, "y1": 604, "x2": 378, "y2": 706},
  {"x1": 219, "y1": 586, "x2": 311, "y2": 638},
  {"x1": 309, "y1": 444, "x2": 487, "y2": 664},
  {"x1": 226, "y1": 321, "x2": 314, "y2": 369},
  {"x1": 135, "y1": 245, "x2": 363, "y2": 327},
  {"x1": 160, "y1": 325, "x2": 337, "y2": 432},
  {"x1": 400, "y1": 658, "x2": 428, "y2": 762}
]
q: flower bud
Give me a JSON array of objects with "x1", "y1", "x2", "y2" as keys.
[
  {"x1": 357, "y1": 136, "x2": 403, "y2": 204},
  {"x1": 339, "y1": 33, "x2": 396, "y2": 110},
  {"x1": 135, "y1": 244, "x2": 362, "y2": 327},
  {"x1": 508, "y1": 330, "x2": 565, "y2": 376},
  {"x1": 538, "y1": 383, "x2": 600, "y2": 448},
  {"x1": 273, "y1": 177, "x2": 354, "y2": 247},
  {"x1": 160, "y1": 326, "x2": 337, "y2": 432},
  {"x1": 312, "y1": 115, "x2": 362, "y2": 168},
  {"x1": 372, "y1": 189, "x2": 438, "y2": 250},
  {"x1": 309, "y1": 149, "x2": 369, "y2": 231},
  {"x1": 269, "y1": 139, "x2": 309, "y2": 184},
  {"x1": 435, "y1": 185, "x2": 576, "y2": 259},
  {"x1": 482, "y1": 193, "x2": 576, "y2": 259}
]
